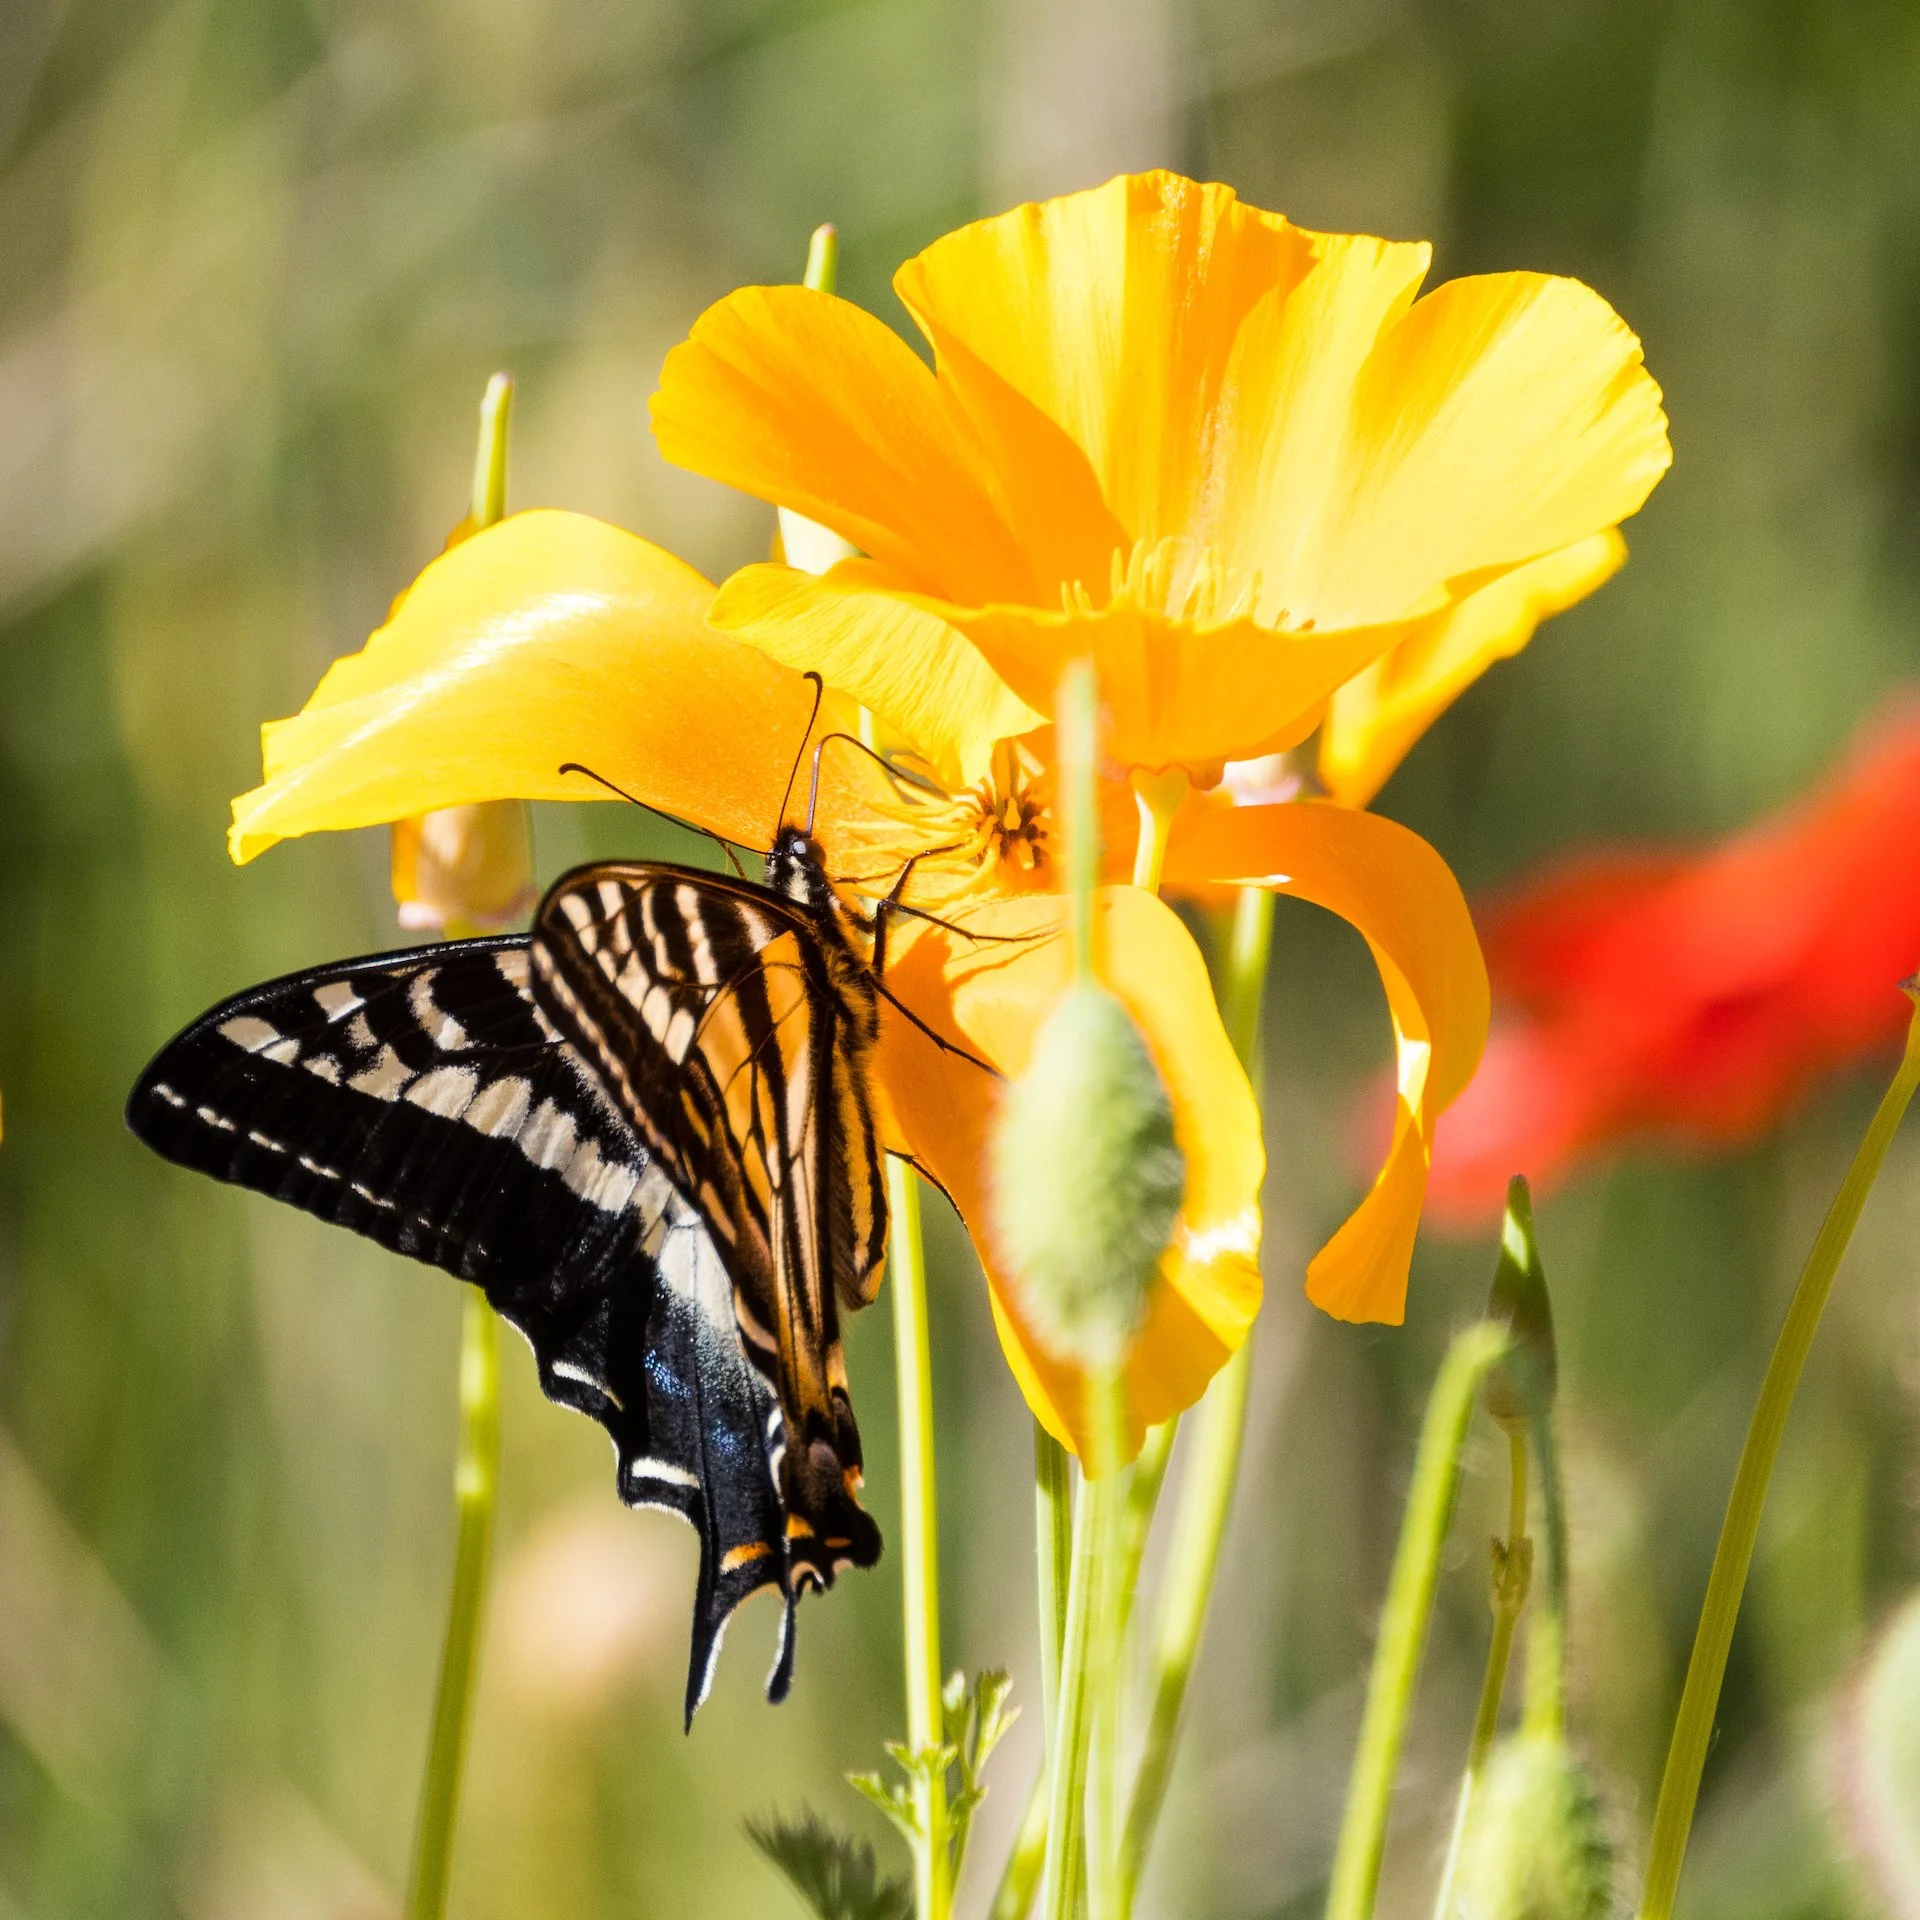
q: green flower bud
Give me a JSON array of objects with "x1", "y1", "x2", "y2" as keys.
[
  {"x1": 1485, "y1": 1175, "x2": 1558, "y2": 1432},
  {"x1": 990, "y1": 981, "x2": 1186, "y2": 1370},
  {"x1": 1451, "y1": 1734, "x2": 1613, "y2": 1920},
  {"x1": 1834, "y1": 1587, "x2": 1920, "y2": 1912}
]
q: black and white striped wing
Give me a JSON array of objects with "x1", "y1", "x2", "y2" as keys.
[
  {"x1": 530, "y1": 865, "x2": 886, "y2": 1593},
  {"x1": 125, "y1": 939, "x2": 797, "y2": 1720}
]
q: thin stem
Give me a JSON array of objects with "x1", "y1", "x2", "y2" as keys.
[
  {"x1": 1041, "y1": 1461, "x2": 1100, "y2": 1920},
  {"x1": 1037, "y1": 1422, "x2": 1074, "y2": 1744},
  {"x1": 1116, "y1": 887, "x2": 1275, "y2": 1909},
  {"x1": 1431, "y1": 1429, "x2": 1531, "y2": 1920},
  {"x1": 1637, "y1": 1000, "x2": 1920, "y2": 1920},
  {"x1": 1084, "y1": 1379, "x2": 1130, "y2": 1920},
  {"x1": 1323, "y1": 1320, "x2": 1512, "y2": 1920},
  {"x1": 406, "y1": 1290, "x2": 500, "y2": 1920},
  {"x1": 1116, "y1": 1418, "x2": 1177, "y2": 1630},
  {"x1": 889, "y1": 1155, "x2": 951, "y2": 1920}
]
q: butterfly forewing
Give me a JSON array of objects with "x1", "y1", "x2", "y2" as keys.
[
  {"x1": 530, "y1": 863, "x2": 887, "y2": 1589},
  {"x1": 125, "y1": 938, "x2": 798, "y2": 1720}
]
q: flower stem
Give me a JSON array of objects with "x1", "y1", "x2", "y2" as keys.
[
  {"x1": 1116, "y1": 885, "x2": 1275, "y2": 1908},
  {"x1": 1430, "y1": 1428, "x2": 1530, "y2": 1920},
  {"x1": 989, "y1": 1423, "x2": 1074, "y2": 1920},
  {"x1": 406, "y1": 1290, "x2": 500, "y2": 1920},
  {"x1": 1040, "y1": 1458, "x2": 1099, "y2": 1920},
  {"x1": 1636, "y1": 997, "x2": 1920, "y2": 1920},
  {"x1": 889, "y1": 1154, "x2": 951, "y2": 1920},
  {"x1": 1323, "y1": 1320, "x2": 1513, "y2": 1920}
]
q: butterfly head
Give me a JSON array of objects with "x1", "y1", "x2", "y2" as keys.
[{"x1": 763, "y1": 825, "x2": 836, "y2": 915}]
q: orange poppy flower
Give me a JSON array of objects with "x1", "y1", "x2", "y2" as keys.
[
  {"x1": 1418, "y1": 705, "x2": 1920, "y2": 1223},
  {"x1": 651, "y1": 170, "x2": 1669, "y2": 800},
  {"x1": 227, "y1": 500, "x2": 1484, "y2": 1447}
]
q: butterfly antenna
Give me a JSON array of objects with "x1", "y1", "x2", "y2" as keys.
[
  {"x1": 775, "y1": 672, "x2": 827, "y2": 834},
  {"x1": 803, "y1": 731, "x2": 941, "y2": 836},
  {"x1": 556, "y1": 762, "x2": 750, "y2": 879}
]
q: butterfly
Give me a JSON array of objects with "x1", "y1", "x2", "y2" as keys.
[{"x1": 127, "y1": 803, "x2": 924, "y2": 1724}]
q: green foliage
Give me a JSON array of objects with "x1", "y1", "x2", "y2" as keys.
[
  {"x1": 744, "y1": 1809, "x2": 911, "y2": 1920},
  {"x1": 848, "y1": 1668, "x2": 1017, "y2": 1886}
]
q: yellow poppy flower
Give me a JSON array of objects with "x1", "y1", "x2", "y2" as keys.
[
  {"x1": 226, "y1": 504, "x2": 1482, "y2": 1451},
  {"x1": 650, "y1": 170, "x2": 1670, "y2": 793}
]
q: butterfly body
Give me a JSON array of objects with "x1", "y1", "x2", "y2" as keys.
[{"x1": 126, "y1": 837, "x2": 887, "y2": 1721}]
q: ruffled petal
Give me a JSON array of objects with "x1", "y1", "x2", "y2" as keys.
[
  {"x1": 1318, "y1": 530, "x2": 1627, "y2": 806},
  {"x1": 1164, "y1": 801, "x2": 1489, "y2": 1323},
  {"x1": 1226, "y1": 269, "x2": 1669, "y2": 629},
  {"x1": 651, "y1": 285, "x2": 1036, "y2": 605},
  {"x1": 894, "y1": 171, "x2": 1317, "y2": 548},
  {"x1": 229, "y1": 510, "x2": 812, "y2": 862},
  {"x1": 874, "y1": 888, "x2": 1263, "y2": 1458},
  {"x1": 708, "y1": 561, "x2": 1043, "y2": 790}
]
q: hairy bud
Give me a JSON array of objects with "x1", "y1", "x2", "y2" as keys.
[
  {"x1": 1451, "y1": 1734, "x2": 1612, "y2": 1920},
  {"x1": 990, "y1": 982, "x2": 1186, "y2": 1370}
]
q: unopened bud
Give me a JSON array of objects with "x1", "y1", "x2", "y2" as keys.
[
  {"x1": 990, "y1": 982, "x2": 1186, "y2": 1369},
  {"x1": 391, "y1": 802, "x2": 536, "y2": 932},
  {"x1": 1833, "y1": 1587, "x2": 1920, "y2": 1913},
  {"x1": 1485, "y1": 1175, "x2": 1557, "y2": 1432},
  {"x1": 1451, "y1": 1734, "x2": 1613, "y2": 1920}
]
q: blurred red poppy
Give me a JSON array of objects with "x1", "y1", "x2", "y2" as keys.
[{"x1": 1413, "y1": 704, "x2": 1920, "y2": 1225}]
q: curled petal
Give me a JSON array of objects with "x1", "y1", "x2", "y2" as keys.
[
  {"x1": 1165, "y1": 801, "x2": 1489, "y2": 1324},
  {"x1": 874, "y1": 888, "x2": 1263, "y2": 1458},
  {"x1": 1318, "y1": 532, "x2": 1626, "y2": 806},
  {"x1": 708, "y1": 561, "x2": 1042, "y2": 790},
  {"x1": 229, "y1": 511, "x2": 814, "y2": 862}
]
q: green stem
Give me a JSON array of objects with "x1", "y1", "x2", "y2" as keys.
[
  {"x1": 1116, "y1": 887, "x2": 1275, "y2": 1909},
  {"x1": 406, "y1": 1291, "x2": 500, "y2": 1920},
  {"x1": 1116, "y1": 1418, "x2": 1177, "y2": 1630},
  {"x1": 988, "y1": 1427, "x2": 1076, "y2": 1920},
  {"x1": 1637, "y1": 1000, "x2": 1920, "y2": 1920},
  {"x1": 1323, "y1": 1321, "x2": 1513, "y2": 1920},
  {"x1": 1084, "y1": 1379, "x2": 1130, "y2": 1920},
  {"x1": 1040, "y1": 1460, "x2": 1097, "y2": 1920},
  {"x1": 1431, "y1": 1429, "x2": 1531, "y2": 1920},
  {"x1": 889, "y1": 1156, "x2": 950, "y2": 1920}
]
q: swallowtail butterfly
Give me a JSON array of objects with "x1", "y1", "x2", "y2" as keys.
[{"x1": 127, "y1": 824, "x2": 902, "y2": 1722}]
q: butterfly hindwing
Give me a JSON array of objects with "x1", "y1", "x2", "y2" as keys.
[
  {"x1": 529, "y1": 862, "x2": 887, "y2": 1593},
  {"x1": 124, "y1": 938, "x2": 796, "y2": 1719}
]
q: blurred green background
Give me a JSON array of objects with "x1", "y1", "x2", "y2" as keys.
[{"x1": 4, "y1": 1, "x2": 1920, "y2": 1916}]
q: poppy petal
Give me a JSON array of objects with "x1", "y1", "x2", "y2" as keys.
[
  {"x1": 1164, "y1": 801, "x2": 1489, "y2": 1323},
  {"x1": 228, "y1": 510, "x2": 812, "y2": 862},
  {"x1": 1227, "y1": 269, "x2": 1669, "y2": 630},
  {"x1": 1318, "y1": 530, "x2": 1627, "y2": 806},
  {"x1": 650, "y1": 285, "x2": 1035, "y2": 605},
  {"x1": 708, "y1": 561, "x2": 1043, "y2": 790},
  {"x1": 874, "y1": 888, "x2": 1264, "y2": 1458},
  {"x1": 942, "y1": 596, "x2": 1404, "y2": 772},
  {"x1": 893, "y1": 171, "x2": 1318, "y2": 548}
]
